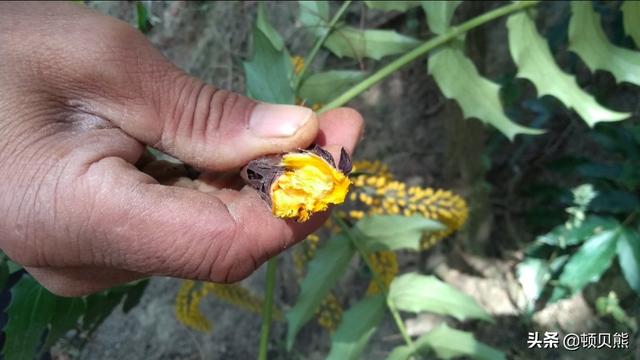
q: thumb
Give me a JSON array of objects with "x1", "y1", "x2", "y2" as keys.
[{"x1": 81, "y1": 22, "x2": 318, "y2": 170}]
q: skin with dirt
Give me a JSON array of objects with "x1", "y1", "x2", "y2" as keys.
[{"x1": 63, "y1": 2, "x2": 637, "y2": 360}]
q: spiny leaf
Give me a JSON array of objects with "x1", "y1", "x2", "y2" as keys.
[
  {"x1": 299, "y1": 70, "x2": 367, "y2": 104},
  {"x1": 569, "y1": 2, "x2": 640, "y2": 86},
  {"x1": 325, "y1": 27, "x2": 420, "y2": 60},
  {"x1": 551, "y1": 227, "x2": 621, "y2": 302},
  {"x1": 617, "y1": 227, "x2": 640, "y2": 296},
  {"x1": 507, "y1": 12, "x2": 628, "y2": 127},
  {"x1": 326, "y1": 295, "x2": 385, "y2": 360},
  {"x1": 388, "y1": 273, "x2": 492, "y2": 322},
  {"x1": 365, "y1": 1, "x2": 420, "y2": 12},
  {"x1": 3, "y1": 276, "x2": 57, "y2": 360},
  {"x1": 286, "y1": 234, "x2": 354, "y2": 350},
  {"x1": 355, "y1": 215, "x2": 445, "y2": 251},
  {"x1": 622, "y1": 1, "x2": 640, "y2": 48},
  {"x1": 414, "y1": 324, "x2": 506, "y2": 360},
  {"x1": 428, "y1": 47, "x2": 544, "y2": 140},
  {"x1": 422, "y1": 0, "x2": 462, "y2": 34}
]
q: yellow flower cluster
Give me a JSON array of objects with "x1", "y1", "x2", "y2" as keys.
[
  {"x1": 316, "y1": 292, "x2": 343, "y2": 332},
  {"x1": 348, "y1": 160, "x2": 468, "y2": 250},
  {"x1": 366, "y1": 251, "x2": 399, "y2": 295},
  {"x1": 293, "y1": 234, "x2": 320, "y2": 279},
  {"x1": 175, "y1": 280, "x2": 282, "y2": 332},
  {"x1": 291, "y1": 55, "x2": 305, "y2": 75},
  {"x1": 175, "y1": 280, "x2": 212, "y2": 332}
]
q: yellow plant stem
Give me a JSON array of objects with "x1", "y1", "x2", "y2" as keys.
[{"x1": 319, "y1": 1, "x2": 540, "y2": 113}]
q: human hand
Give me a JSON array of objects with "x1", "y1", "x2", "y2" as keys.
[{"x1": 0, "y1": 2, "x2": 363, "y2": 296}]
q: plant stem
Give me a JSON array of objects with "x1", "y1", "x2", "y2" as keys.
[
  {"x1": 293, "y1": 0, "x2": 352, "y2": 90},
  {"x1": 333, "y1": 214, "x2": 415, "y2": 350},
  {"x1": 258, "y1": 258, "x2": 277, "y2": 360},
  {"x1": 318, "y1": 0, "x2": 539, "y2": 113}
]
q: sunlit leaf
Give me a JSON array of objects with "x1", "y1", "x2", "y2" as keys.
[
  {"x1": 414, "y1": 324, "x2": 506, "y2": 360},
  {"x1": 299, "y1": 0, "x2": 330, "y2": 37},
  {"x1": 243, "y1": 8, "x2": 294, "y2": 104},
  {"x1": 355, "y1": 215, "x2": 445, "y2": 251},
  {"x1": 622, "y1": 1, "x2": 640, "y2": 48},
  {"x1": 388, "y1": 273, "x2": 492, "y2": 322},
  {"x1": 422, "y1": 0, "x2": 461, "y2": 34},
  {"x1": 286, "y1": 234, "x2": 354, "y2": 350},
  {"x1": 326, "y1": 295, "x2": 385, "y2": 360},
  {"x1": 3, "y1": 276, "x2": 57, "y2": 360},
  {"x1": 507, "y1": 12, "x2": 628, "y2": 127},
  {"x1": 299, "y1": 70, "x2": 367, "y2": 103},
  {"x1": 550, "y1": 228, "x2": 620, "y2": 302},
  {"x1": 386, "y1": 345, "x2": 414, "y2": 360},
  {"x1": 429, "y1": 47, "x2": 544, "y2": 140},
  {"x1": 325, "y1": 27, "x2": 420, "y2": 60},
  {"x1": 516, "y1": 258, "x2": 548, "y2": 309},
  {"x1": 256, "y1": 3, "x2": 285, "y2": 50},
  {"x1": 536, "y1": 216, "x2": 618, "y2": 247},
  {"x1": 569, "y1": 2, "x2": 640, "y2": 86},
  {"x1": 365, "y1": 1, "x2": 420, "y2": 12},
  {"x1": 617, "y1": 228, "x2": 640, "y2": 295}
]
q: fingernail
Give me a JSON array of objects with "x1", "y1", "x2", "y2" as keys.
[{"x1": 250, "y1": 103, "x2": 313, "y2": 138}]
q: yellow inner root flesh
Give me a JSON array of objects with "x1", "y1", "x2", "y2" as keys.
[{"x1": 271, "y1": 152, "x2": 350, "y2": 222}]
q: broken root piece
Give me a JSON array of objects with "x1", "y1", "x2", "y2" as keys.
[{"x1": 243, "y1": 145, "x2": 352, "y2": 222}]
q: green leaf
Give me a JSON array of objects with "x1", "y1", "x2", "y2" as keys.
[
  {"x1": 135, "y1": 1, "x2": 151, "y2": 34},
  {"x1": 386, "y1": 345, "x2": 414, "y2": 360},
  {"x1": 569, "y1": 2, "x2": 640, "y2": 86},
  {"x1": 422, "y1": 1, "x2": 461, "y2": 34},
  {"x1": 256, "y1": 3, "x2": 284, "y2": 50},
  {"x1": 122, "y1": 279, "x2": 149, "y2": 313},
  {"x1": 326, "y1": 295, "x2": 385, "y2": 360},
  {"x1": 82, "y1": 291, "x2": 126, "y2": 331},
  {"x1": 507, "y1": 12, "x2": 628, "y2": 127},
  {"x1": 299, "y1": 0, "x2": 330, "y2": 37},
  {"x1": 388, "y1": 273, "x2": 492, "y2": 322},
  {"x1": 551, "y1": 228, "x2": 620, "y2": 302},
  {"x1": 355, "y1": 215, "x2": 445, "y2": 251},
  {"x1": 415, "y1": 324, "x2": 506, "y2": 360},
  {"x1": 3, "y1": 276, "x2": 57, "y2": 360},
  {"x1": 325, "y1": 27, "x2": 420, "y2": 60},
  {"x1": 0, "y1": 258, "x2": 9, "y2": 290},
  {"x1": 591, "y1": 190, "x2": 640, "y2": 214},
  {"x1": 622, "y1": 1, "x2": 640, "y2": 48},
  {"x1": 243, "y1": 13, "x2": 294, "y2": 104},
  {"x1": 428, "y1": 47, "x2": 544, "y2": 140},
  {"x1": 299, "y1": 70, "x2": 367, "y2": 104},
  {"x1": 536, "y1": 216, "x2": 618, "y2": 247},
  {"x1": 43, "y1": 297, "x2": 86, "y2": 351},
  {"x1": 365, "y1": 1, "x2": 420, "y2": 12},
  {"x1": 617, "y1": 228, "x2": 640, "y2": 295},
  {"x1": 286, "y1": 234, "x2": 354, "y2": 350}
]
